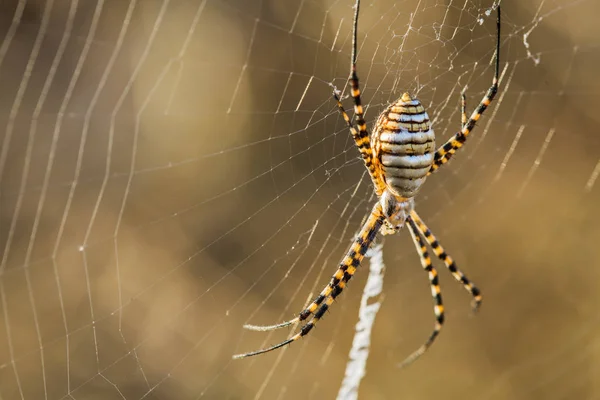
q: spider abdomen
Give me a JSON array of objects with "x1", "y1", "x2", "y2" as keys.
[{"x1": 373, "y1": 93, "x2": 435, "y2": 198}]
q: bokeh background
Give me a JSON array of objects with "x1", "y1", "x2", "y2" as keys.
[{"x1": 1, "y1": 0, "x2": 599, "y2": 399}]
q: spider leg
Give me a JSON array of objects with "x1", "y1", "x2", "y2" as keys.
[
  {"x1": 428, "y1": 5, "x2": 501, "y2": 175},
  {"x1": 234, "y1": 203, "x2": 385, "y2": 359},
  {"x1": 410, "y1": 210, "x2": 481, "y2": 311},
  {"x1": 233, "y1": 297, "x2": 335, "y2": 359},
  {"x1": 399, "y1": 217, "x2": 445, "y2": 368},
  {"x1": 333, "y1": 90, "x2": 386, "y2": 195},
  {"x1": 460, "y1": 92, "x2": 468, "y2": 129},
  {"x1": 333, "y1": 0, "x2": 387, "y2": 196}
]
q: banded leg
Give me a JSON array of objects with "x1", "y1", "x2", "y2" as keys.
[
  {"x1": 410, "y1": 210, "x2": 482, "y2": 311},
  {"x1": 333, "y1": 90, "x2": 386, "y2": 195},
  {"x1": 428, "y1": 6, "x2": 501, "y2": 175},
  {"x1": 461, "y1": 93, "x2": 468, "y2": 128},
  {"x1": 233, "y1": 202, "x2": 385, "y2": 359},
  {"x1": 343, "y1": 0, "x2": 388, "y2": 195},
  {"x1": 399, "y1": 218, "x2": 445, "y2": 368}
]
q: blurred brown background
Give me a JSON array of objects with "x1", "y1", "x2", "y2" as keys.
[{"x1": 0, "y1": 0, "x2": 599, "y2": 399}]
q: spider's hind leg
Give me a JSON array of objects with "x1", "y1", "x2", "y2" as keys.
[
  {"x1": 428, "y1": 5, "x2": 501, "y2": 175},
  {"x1": 332, "y1": 87, "x2": 386, "y2": 195}
]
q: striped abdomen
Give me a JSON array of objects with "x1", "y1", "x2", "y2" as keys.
[{"x1": 373, "y1": 93, "x2": 435, "y2": 198}]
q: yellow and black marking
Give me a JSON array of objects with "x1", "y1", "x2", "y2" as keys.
[
  {"x1": 297, "y1": 202, "x2": 384, "y2": 322},
  {"x1": 400, "y1": 217, "x2": 445, "y2": 368},
  {"x1": 333, "y1": 89, "x2": 387, "y2": 195},
  {"x1": 410, "y1": 210, "x2": 481, "y2": 311},
  {"x1": 233, "y1": 203, "x2": 385, "y2": 359},
  {"x1": 428, "y1": 6, "x2": 501, "y2": 176},
  {"x1": 234, "y1": 0, "x2": 500, "y2": 365},
  {"x1": 372, "y1": 92, "x2": 435, "y2": 198}
]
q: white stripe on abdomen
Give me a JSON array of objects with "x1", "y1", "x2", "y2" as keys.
[{"x1": 373, "y1": 93, "x2": 435, "y2": 198}]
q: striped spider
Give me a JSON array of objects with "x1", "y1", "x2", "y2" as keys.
[{"x1": 234, "y1": 0, "x2": 501, "y2": 366}]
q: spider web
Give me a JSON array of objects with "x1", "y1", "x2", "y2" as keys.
[{"x1": 0, "y1": 0, "x2": 599, "y2": 399}]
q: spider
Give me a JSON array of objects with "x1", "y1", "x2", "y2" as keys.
[{"x1": 233, "y1": 0, "x2": 501, "y2": 366}]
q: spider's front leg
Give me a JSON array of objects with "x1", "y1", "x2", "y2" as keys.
[
  {"x1": 399, "y1": 218, "x2": 445, "y2": 368},
  {"x1": 409, "y1": 210, "x2": 481, "y2": 311},
  {"x1": 398, "y1": 210, "x2": 482, "y2": 367},
  {"x1": 233, "y1": 202, "x2": 385, "y2": 359},
  {"x1": 461, "y1": 92, "x2": 468, "y2": 129}
]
